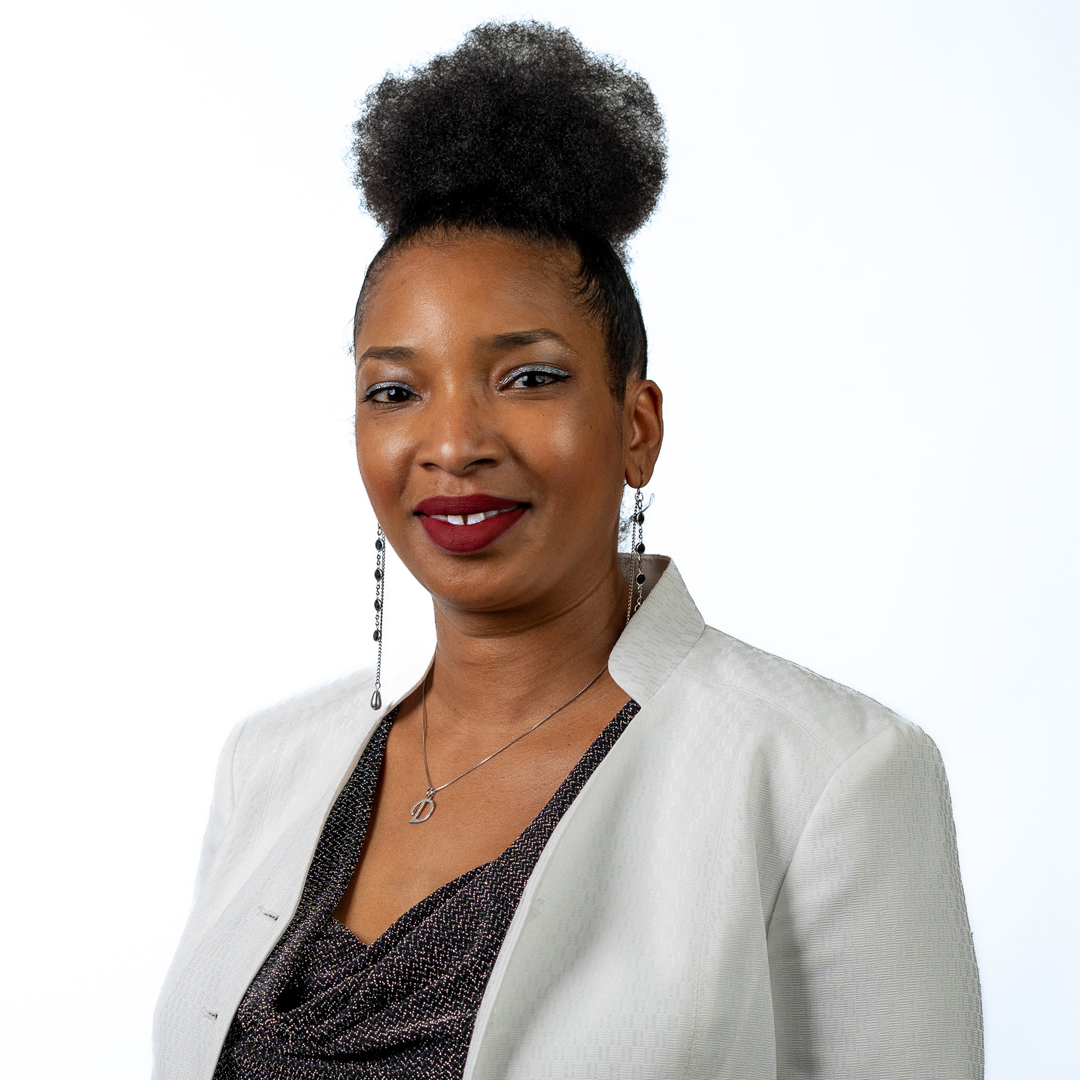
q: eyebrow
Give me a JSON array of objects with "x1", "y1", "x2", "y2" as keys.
[
  {"x1": 487, "y1": 328, "x2": 575, "y2": 353},
  {"x1": 357, "y1": 329, "x2": 576, "y2": 367},
  {"x1": 355, "y1": 344, "x2": 417, "y2": 366}
]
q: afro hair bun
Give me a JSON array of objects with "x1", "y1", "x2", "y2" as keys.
[{"x1": 352, "y1": 21, "x2": 667, "y2": 248}]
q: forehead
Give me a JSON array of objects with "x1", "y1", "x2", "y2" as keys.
[{"x1": 357, "y1": 234, "x2": 605, "y2": 353}]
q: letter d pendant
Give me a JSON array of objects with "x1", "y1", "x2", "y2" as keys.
[{"x1": 409, "y1": 789, "x2": 436, "y2": 823}]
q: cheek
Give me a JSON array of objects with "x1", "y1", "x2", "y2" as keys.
[
  {"x1": 539, "y1": 407, "x2": 623, "y2": 500},
  {"x1": 546, "y1": 412, "x2": 580, "y2": 460},
  {"x1": 355, "y1": 422, "x2": 412, "y2": 508}
]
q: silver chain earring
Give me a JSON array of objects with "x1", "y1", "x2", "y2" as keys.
[
  {"x1": 371, "y1": 525, "x2": 386, "y2": 710},
  {"x1": 626, "y1": 487, "x2": 646, "y2": 625}
]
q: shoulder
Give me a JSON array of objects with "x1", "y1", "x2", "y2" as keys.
[
  {"x1": 676, "y1": 625, "x2": 930, "y2": 770},
  {"x1": 233, "y1": 668, "x2": 376, "y2": 750},
  {"x1": 623, "y1": 558, "x2": 929, "y2": 773},
  {"x1": 649, "y1": 628, "x2": 958, "y2": 922},
  {"x1": 226, "y1": 668, "x2": 379, "y2": 813},
  {"x1": 192, "y1": 668, "x2": 380, "y2": 901}
]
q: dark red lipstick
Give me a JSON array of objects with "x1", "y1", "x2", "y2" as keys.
[{"x1": 414, "y1": 494, "x2": 528, "y2": 553}]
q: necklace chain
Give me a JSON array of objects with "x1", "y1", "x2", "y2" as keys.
[{"x1": 408, "y1": 665, "x2": 608, "y2": 823}]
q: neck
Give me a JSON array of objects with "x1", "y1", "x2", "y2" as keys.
[{"x1": 426, "y1": 555, "x2": 628, "y2": 732}]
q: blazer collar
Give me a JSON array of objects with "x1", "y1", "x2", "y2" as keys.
[{"x1": 609, "y1": 555, "x2": 705, "y2": 706}]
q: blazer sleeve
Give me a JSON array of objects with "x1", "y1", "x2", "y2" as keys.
[{"x1": 767, "y1": 721, "x2": 984, "y2": 1079}]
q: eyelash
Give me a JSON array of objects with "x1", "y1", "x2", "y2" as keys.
[
  {"x1": 364, "y1": 382, "x2": 415, "y2": 404},
  {"x1": 364, "y1": 366, "x2": 571, "y2": 404},
  {"x1": 500, "y1": 365, "x2": 571, "y2": 390}
]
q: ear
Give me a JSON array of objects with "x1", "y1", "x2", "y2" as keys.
[{"x1": 622, "y1": 378, "x2": 664, "y2": 487}]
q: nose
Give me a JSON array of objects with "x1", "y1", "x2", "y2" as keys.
[{"x1": 418, "y1": 383, "x2": 503, "y2": 476}]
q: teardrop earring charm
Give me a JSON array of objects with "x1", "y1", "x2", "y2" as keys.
[
  {"x1": 371, "y1": 525, "x2": 386, "y2": 710},
  {"x1": 626, "y1": 487, "x2": 646, "y2": 625}
]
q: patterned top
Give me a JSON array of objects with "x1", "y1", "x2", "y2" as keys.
[{"x1": 214, "y1": 698, "x2": 640, "y2": 1080}]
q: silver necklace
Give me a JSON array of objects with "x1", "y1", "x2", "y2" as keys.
[{"x1": 408, "y1": 665, "x2": 608, "y2": 823}]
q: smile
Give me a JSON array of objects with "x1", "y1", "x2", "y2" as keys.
[
  {"x1": 414, "y1": 495, "x2": 529, "y2": 553},
  {"x1": 425, "y1": 508, "x2": 516, "y2": 526}
]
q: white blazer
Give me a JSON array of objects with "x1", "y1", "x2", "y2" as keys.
[{"x1": 153, "y1": 557, "x2": 983, "y2": 1079}]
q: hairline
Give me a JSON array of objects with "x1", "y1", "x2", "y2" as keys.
[{"x1": 352, "y1": 224, "x2": 638, "y2": 398}]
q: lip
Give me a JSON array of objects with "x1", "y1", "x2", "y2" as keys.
[
  {"x1": 414, "y1": 494, "x2": 529, "y2": 554},
  {"x1": 415, "y1": 494, "x2": 522, "y2": 516}
]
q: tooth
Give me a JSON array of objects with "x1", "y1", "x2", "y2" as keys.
[{"x1": 450, "y1": 515, "x2": 466, "y2": 526}]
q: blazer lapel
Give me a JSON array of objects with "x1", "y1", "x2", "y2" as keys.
[
  {"x1": 464, "y1": 557, "x2": 706, "y2": 1080},
  {"x1": 609, "y1": 555, "x2": 706, "y2": 705}
]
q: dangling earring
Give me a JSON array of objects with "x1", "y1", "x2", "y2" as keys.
[
  {"x1": 626, "y1": 484, "x2": 646, "y2": 625},
  {"x1": 371, "y1": 525, "x2": 386, "y2": 710}
]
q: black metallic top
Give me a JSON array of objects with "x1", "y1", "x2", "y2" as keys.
[{"x1": 214, "y1": 698, "x2": 640, "y2": 1080}]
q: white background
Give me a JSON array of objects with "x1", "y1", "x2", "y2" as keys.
[{"x1": 1, "y1": 1, "x2": 1077, "y2": 1076}]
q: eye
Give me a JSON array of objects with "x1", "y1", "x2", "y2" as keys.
[
  {"x1": 500, "y1": 365, "x2": 571, "y2": 390},
  {"x1": 364, "y1": 382, "x2": 417, "y2": 404}
]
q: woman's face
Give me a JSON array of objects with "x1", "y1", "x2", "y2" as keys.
[{"x1": 354, "y1": 232, "x2": 662, "y2": 618}]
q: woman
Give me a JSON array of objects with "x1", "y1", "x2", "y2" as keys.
[{"x1": 154, "y1": 22, "x2": 982, "y2": 1080}]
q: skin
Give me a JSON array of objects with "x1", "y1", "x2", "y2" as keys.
[{"x1": 335, "y1": 230, "x2": 663, "y2": 944}]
